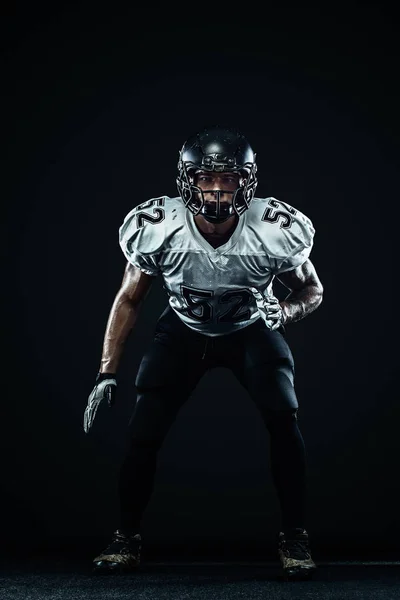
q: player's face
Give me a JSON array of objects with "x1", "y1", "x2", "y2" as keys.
[{"x1": 193, "y1": 171, "x2": 241, "y2": 204}]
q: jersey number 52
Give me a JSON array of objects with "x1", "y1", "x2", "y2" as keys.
[
  {"x1": 262, "y1": 199, "x2": 296, "y2": 229},
  {"x1": 181, "y1": 286, "x2": 252, "y2": 323},
  {"x1": 135, "y1": 198, "x2": 165, "y2": 229}
]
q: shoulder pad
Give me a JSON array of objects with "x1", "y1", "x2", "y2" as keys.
[
  {"x1": 119, "y1": 196, "x2": 168, "y2": 257},
  {"x1": 250, "y1": 197, "x2": 315, "y2": 271},
  {"x1": 119, "y1": 196, "x2": 172, "y2": 275}
]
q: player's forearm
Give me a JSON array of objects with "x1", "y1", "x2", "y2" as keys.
[
  {"x1": 99, "y1": 293, "x2": 142, "y2": 373},
  {"x1": 280, "y1": 284, "x2": 323, "y2": 325}
]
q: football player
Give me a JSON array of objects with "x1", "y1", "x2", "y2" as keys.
[{"x1": 84, "y1": 126, "x2": 323, "y2": 580}]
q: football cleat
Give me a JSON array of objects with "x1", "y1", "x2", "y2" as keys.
[
  {"x1": 92, "y1": 529, "x2": 141, "y2": 574},
  {"x1": 278, "y1": 528, "x2": 317, "y2": 581}
]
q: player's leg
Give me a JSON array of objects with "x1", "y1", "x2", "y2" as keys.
[
  {"x1": 93, "y1": 307, "x2": 207, "y2": 573},
  {"x1": 226, "y1": 321, "x2": 316, "y2": 578},
  {"x1": 118, "y1": 306, "x2": 207, "y2": 535},
  {"x1": 228, "y1": 322, "x2": 306, "y2": 532}
]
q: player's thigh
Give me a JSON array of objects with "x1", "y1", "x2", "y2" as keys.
[
  {"x1": 128, "y1": 319, "x2": 206, "y2": 442},
  {"x1": 231, "y1": 323, "x2": 298, "y2": 413}
]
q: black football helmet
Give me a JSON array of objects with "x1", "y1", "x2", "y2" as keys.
[{"x1": 176, "y1": 126, "x2": 258, "y2": 224}]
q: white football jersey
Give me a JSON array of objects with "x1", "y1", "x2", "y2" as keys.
[{"x1": 119, "y1": 196, "x2": 315, "y2": 336}]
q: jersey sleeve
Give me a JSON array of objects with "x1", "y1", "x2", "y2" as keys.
[
  {"x1": 275, "y1": 241, "x2": 313, "y2": 273},
  {"x1": 119, "y1": 201, "x2": 166, "y2": 276},
  {"x1": 262, "y1": 198, "x2": 315, "y2": 274}
]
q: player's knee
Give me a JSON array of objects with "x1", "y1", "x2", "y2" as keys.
[
  {"x1": 127, "y1": 436, "x2": 163, "y2": 457},
  {"x1": 264, "y1": 407, "x2": 299, "y2": 430}
]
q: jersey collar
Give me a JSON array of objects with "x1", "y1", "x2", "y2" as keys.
[{"x1": 185, "y1": 209, "x2": 246, "y2": 256}]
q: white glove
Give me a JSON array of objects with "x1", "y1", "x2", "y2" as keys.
[
  {"x1": 250, "y1": 287, "x2": 284, "y2": 331},
  {"x1": 83, "y1": 374, "x2": 117, "y2": 433}
]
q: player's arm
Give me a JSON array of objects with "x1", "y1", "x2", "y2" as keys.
[
  {"x1": 276, "y1": 259, "x2": 323, "y2": 325},
  {"x1": 83, "y1": 263, "x2": 155, "y2": 434},
  {"x1": 99, "y1": 262, "x2": 156, "y2": 373}
]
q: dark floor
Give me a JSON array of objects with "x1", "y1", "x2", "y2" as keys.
[{"x1": 1, "y1": 557, "x2": 400, "y2": 600}]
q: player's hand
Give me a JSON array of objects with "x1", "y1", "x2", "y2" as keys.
[
  {"x1": 83, "y1": 373, "x2": 117, "y2": 434},
  {"x1": 249, "y1": 287, "x2": 284, "y2": 331}
]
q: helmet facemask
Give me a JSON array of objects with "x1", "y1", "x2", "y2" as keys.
[{"x1": 177, "y1": 157, "x2": 258, "y2": 224}]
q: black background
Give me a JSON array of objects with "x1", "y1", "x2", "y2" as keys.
[{"x1": 3, "y1": 6, "x2": 399, "y2": 559}]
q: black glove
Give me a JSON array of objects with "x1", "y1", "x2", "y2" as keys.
[{"x1": 83, "y1": 372, "x2": 117, "y2": 434}]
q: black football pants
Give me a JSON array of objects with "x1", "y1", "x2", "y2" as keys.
[{"x1": 118, "y1": 305, "x2": 307, "y2": 535}]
